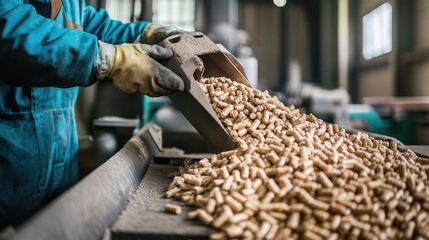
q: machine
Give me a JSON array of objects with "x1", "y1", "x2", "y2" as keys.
[
  {"x1": 8, "y1": 122, "x2": 429, "y2": 240},
  {"x1": 7, "y1": 34, "x2": 429, "y2": 240}
]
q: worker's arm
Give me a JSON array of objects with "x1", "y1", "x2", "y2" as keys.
[
  {"x1": 83, "y1": 5, "x2": 185, "y2": 96},
  {"x1": 82, "y1": 6, "x2": 148, "y2": 44},
  {"x1": 0, "y1": 2, "x2": 98, "y2": 87},
  {"x1": 83, "y1": 6, "x2": 182, "y2": 45}
]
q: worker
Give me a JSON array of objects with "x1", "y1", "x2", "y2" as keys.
[{"x1": 0, "y1": 0, "x2": 185, "y2": 228}]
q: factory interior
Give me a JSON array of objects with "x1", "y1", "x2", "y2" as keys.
[
  {"x1": 4, "y1": 0, "x2": 429, "y2": 239},
  {"x1": 76, "y1": 0, "x2": 429, "y2": 174}
]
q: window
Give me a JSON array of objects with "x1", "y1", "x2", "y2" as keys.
[
  {"x1": 152, "y1": 0, "x2": 195, "y2": 31},
  {"x1": 105, "y1": 0, "x2": 134, "y2": 23},
  {"x1": 362, "y1": 2, "x2": 392, "y2": 60}
]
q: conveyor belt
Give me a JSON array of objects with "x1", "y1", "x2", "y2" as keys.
[
  {"x1": 9, "y1": 123, "x2": 212, "y2": 240},
  {"x1": 8, "y1": 124, "x2": 429, "y2": 240},
  {"x1": 111, "y1": 164, "x2": 210, "y2": 240}
]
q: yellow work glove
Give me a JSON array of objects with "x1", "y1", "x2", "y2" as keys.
[
  {"x1": 95, "y1": 41, "x2": 184, "y2": 97},
  {"x1": 136, "y1": 23, "x2": 183, "y2": 45}
]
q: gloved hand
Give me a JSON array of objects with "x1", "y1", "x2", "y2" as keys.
[
  {"x1": 136, "y1": 23, "x2": 183, "y2": 45},
  {"x1": 95, "y1": 41, "x2": 184, "y2": 97}
]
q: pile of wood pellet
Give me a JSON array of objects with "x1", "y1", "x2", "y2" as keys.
[{"x1": 166, "y1": 77, "x2": 429, "y2": 240}]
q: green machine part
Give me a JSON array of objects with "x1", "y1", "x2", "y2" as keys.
[
  {"x1": 346, "y1": 105, "x2": 417, "y2": 145},
  {"x1": 139, "y1": 95, "x2": 169, "y2": 128}
]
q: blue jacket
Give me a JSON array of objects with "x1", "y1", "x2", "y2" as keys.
[{"x1": 0, "y1": 0, "x2": 148, "y2": 226}]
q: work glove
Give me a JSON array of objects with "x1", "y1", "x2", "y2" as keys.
[
  {"x1": 95, "y1": 41, "x2": 184, "y2": 97},
  {"x1": 136, "y1": 23, "x2": 183, "y2": 45}
]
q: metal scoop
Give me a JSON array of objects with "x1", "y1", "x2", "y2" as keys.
[{"x1": 159, "y1": 32, "x2": 251, "y2": 153}]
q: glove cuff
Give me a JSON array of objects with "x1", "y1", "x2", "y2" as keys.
[
  {"x1": 139, "y1": 22, "x2": 159, "y2": 44},
  {"x1": 94, "y1": 41, "x2": 115, "y2": 80},
  {"x1": 139, "y1": 23, "x2": 181, "y2": 44},
  {"x1": 134, "y1": 33, "x2": 143, "y2": 44}
]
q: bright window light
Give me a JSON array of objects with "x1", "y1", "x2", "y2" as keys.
[
  {"x1": 153, "y1": 0, "x2": 195, "y2": 31},
  {"x1": 273, "y1": 0, "x2": 287, "y2": 7},
  {"x1": 362, "y1": 2, "x2": 392, "y2": 60},
  {"x1": 105, "y1": 0, "x2": 134, "y2": 23}
]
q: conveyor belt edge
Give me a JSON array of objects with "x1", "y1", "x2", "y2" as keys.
[{"x1": 10, "y1": 124, "x2": 162, "y2": 240}]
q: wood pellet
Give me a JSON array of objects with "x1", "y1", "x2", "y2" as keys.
[
  {"x1": 166, "y1": 77, "x2": 429, "y2": 239},
  {"x1": 165, "y1": 203, "x2": 182, "y2": 215}
]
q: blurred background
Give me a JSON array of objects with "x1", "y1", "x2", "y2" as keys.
[{"x1": 77, "y1": 0, "x2": 429, "y2": 176}]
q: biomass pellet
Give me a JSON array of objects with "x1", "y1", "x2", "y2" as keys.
[{"x1": 165, "y1": 203, "x2": 182, "y2": 215}]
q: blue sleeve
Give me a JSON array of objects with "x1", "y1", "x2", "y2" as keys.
[
  {"x1": 82, "y1": 6, "x2": 148, "y2": 44},
  {"x1": 0, "y1": 1, "x2": 98, "y2": 88}
]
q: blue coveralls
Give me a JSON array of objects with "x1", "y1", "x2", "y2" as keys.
[{"x1": 0, "y1": 0, "x2": 148, "y2": 227}]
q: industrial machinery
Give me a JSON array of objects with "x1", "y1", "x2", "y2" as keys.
[
  {"x1": 346, "y1": 97, "x2": 429, "y2": 145},
  {"x1": 8, "y1": 124, "x2": 213, "y2": 240},
  {"x1": 8, "y1": 123, "x2": 429, "y2": 240},
  {"x1": 7, "y1": 34, "x2": 429, "y2": 240}
]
